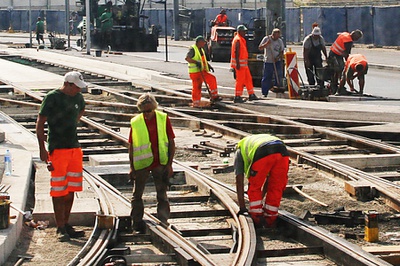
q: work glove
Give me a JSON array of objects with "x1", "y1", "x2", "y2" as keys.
[
  {"x1": 237, "y1": 207, "x2": 249, "y2": 216},
  {"x1": 195, "y1": 61, "x2": 202, "y2": 69},
  {"x1": 209, "y1": 64, "x2": 214, "y2": 72}
]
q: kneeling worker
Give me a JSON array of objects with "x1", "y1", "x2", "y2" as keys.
[
  {"x1": 235, "y1": 134, "x2": 290, "y2": 228},
  {"x1": 185, "y1": 35, "x2": 222, "y2": 107},
  {"x1": 339, "y1": 54, "x2": 368, "y2": 95}
]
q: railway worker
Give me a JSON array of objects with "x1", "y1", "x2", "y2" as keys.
[
  {"x1": 213, "y1": 9, "x2": 228, "y2": 26},
  {"x1": 36, "y1": 71, "x2": 87, "y2": 242},
  {"x1": 339, "y1": 54, "x2": 368, "y2": 95},
  {"x1": 302, "y1": 27, "x2": 327, "y2": 88},
  {"x1": 234, "y1": 134, "x2": 290, "y2": 228},
  {"x1": 327, "y1": 29, "x2": 363, "y2": 95},
  {"x1": 258, "y1": 28, "x2": 285, "y2": 97},
  {"x1": 129, "y1": 93, "x2": 176, "y2": 233},
  {"x1": 36, "y1": 17, "x2": 45, "y2": 45},
  {"x1": 100, "y1": 1, "x2": 113, "y2": 49},
  {"x1": 230, "y1": 25, "x2": 259, "y2": 103},
  {"x1": 185, "y1": 35, "x2": 222, "y2": 107}
]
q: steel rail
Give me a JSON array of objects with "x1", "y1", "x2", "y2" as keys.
[
  {"x1": 68, "y1": 170, "x2": 117, "y2": 266},
  {"x1": 84, "y1": 162, "x2": 246, "y2": 265}
]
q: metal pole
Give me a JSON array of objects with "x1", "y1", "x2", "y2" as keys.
[
  {"x1": 164, "y1": 1, "x2": 168, "y2": 62},
  {"x1": 29, "y1": 0, "x2": 32, "y2": 47},
  {"x1": 85, "y1": 0, "x2": 91, "y2": 55},
  {"x1": 66, "y1": 0, "x2": 70, "y2": 49}
]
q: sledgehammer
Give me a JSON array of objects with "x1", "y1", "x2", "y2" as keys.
[{"x1": 10, "y1": 204, "x2": 33, "y2": 220}]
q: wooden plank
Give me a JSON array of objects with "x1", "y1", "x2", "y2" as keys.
[{"x1": 362, "y1": 245, "x2": 400, "y2": 255}]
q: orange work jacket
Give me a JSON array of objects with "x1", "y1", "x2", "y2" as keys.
[
  {"x1": 230, "y1": 34, "x2": 248, "y2": 69},
  {"x1": 330, "y1": 32, "x2": 352, "y2": 56}
]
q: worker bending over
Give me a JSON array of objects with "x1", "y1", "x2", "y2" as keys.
[
  {"x1": 339, "y1": 54, "x2": 368, "y2": 95},
  {"x1": 235, "y1": 134, "x2": 290, "y2": 228},
  {"x1": 327, "y1": 29, "x2": 363, "y2": 94}
]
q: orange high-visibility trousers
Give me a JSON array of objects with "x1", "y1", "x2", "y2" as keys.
[
  {"x1": 247, "y1": 153, "x2": 289, "y2": 226},
  {"x1": 49, "y1": 148, "x2": 83, "y2": 197},
  {"x1": 235, "y1": 67, "x2": 254, "y2": 96},
  {"x1": 190, "y1": 71, "x2": 218, "y2": 106}
]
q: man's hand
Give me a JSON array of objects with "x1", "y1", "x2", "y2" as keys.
[
  {"x1": 195, "y1": 61, "x2": 202, "y2": 69},
  {"x1": 129, "y1": 169, "x2": 136, "y2": 182},
  {"x1": 209, "y1": 64, "x2": 214, "y2": 72},
  {"x1": 237, "y1": 207, "x2": 249, "y2": 216}
]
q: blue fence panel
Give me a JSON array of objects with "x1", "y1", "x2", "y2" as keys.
[
  {"x1": 0, "y1": 11, "x2": 10, "y2": 30},
  {"x1": 10, "y1": 11, "x2": 22, "y2": 31},
  {"x1": 286, "y1": 7, "x2": 301, "y2": 43},
  {"x1": 374, "y1": 6, "x2": 400, "y2": 46},
  {"x1": 46, "y1": 11, "x2": 66, "y2": 34},
  {"x1": 319, "y1": 7, "x2": 347, "y2": 44},
  {"x1": 347, "y1": 6, "x2": 373, "y2": 44},
  {"x1": 302, "y1": 7, "x2": 323, "y2": 40}
]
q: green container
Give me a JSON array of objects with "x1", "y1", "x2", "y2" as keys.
[{"x1": 0, "y1": 200, "x2": 10, "y2": 229}]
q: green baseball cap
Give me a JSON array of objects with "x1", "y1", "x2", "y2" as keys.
[
  {"x1": 237, "y1": 25, "x2": 248, "y2": 31},
  {"x1": 195, "y1": 35, "x2": 205, "y2": 42}
]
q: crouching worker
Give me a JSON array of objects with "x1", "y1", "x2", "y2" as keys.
[
  {"x1": 339, "y1": 54, "x2": 368, "y2": 95},
  {"x1": 129, "y1": 93, "x2": 176, "y2": 233},
  {"x1": 185, "y1": 35, "x2": 222, "y2": 107},
  {"x1": 234, "y1": 134, "x2": 290, "y2": 228}
]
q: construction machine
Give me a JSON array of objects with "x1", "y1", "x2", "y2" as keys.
[
  {"x1": 207, "y1": 22, "x2": 236, "y2": 62},
  {"x1": 76, "y1": 0, "x2": 158, "y2": 52}
]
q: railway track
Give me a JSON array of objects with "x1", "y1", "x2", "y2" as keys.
[{"x1": 0, "y1": 54, "x2": 398, "y2": 265}]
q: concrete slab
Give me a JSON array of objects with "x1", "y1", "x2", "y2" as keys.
[
  {"x1": 32, "y1": 197, "x2": 98, "y2": 227},
  {"x1": 89, "y1": 153, "x2": 129, "y2": 166}
]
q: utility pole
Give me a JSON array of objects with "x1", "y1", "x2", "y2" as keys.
[
  {"x1": 29, "y1": 0, "x2": 32, "y2": 47},
  {"x1": 266, "y1": 0, "x2": 286, "y2": 46},
  {"x1": 85, "y1": 0, "x2": 91, "y2": 55}
]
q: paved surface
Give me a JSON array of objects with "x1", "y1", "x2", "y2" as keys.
[{"x1": 0, "y1": 32, "x2": 400, "y2": 263}]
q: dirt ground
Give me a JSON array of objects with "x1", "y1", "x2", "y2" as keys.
[{"x1": 4, "y1": 134, "x2": 400, "y2": 265}]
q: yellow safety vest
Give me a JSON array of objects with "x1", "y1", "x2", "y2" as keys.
[
  {"x1": 188, "y1": 44, "x2": 209, "y2": 73},
  {"x1": 130, "y1": 111, "x2": 169, "y2": 170},
  {"x1": 238, "y1": 134, "x2": 281, "y2": 178}
]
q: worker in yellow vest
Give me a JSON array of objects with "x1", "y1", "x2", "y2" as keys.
[
  {"x1": 129, "y1": 93, "x2": 176, "y2": 233},
  {"x1": 186, "y1": 35, "x2": 222, "y2": 107},
  {"x1": 235, "y1": 134, "x2": 290, "y2": 228}
]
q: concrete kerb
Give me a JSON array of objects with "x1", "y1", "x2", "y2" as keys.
[{"x1": 0, "y1": 112, "x2": 35, "y2": 266}]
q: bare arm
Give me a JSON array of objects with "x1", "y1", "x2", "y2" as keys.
[
  {"x1": 36, "y1": 114, "x2": 48, "y2": 162},
  {"x1": 166, "y1": 138, "x2": 176, "y2": 177},
  {"x1": 236, "y1": 173, "x2": 246, "y2": 209},
  {"x1": 258, "y1": 36, "x2": 271, "y2": 50}
]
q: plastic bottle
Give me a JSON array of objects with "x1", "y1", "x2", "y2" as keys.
[{"x1": 4, "y1": 150, "x2": 12, "y2": 176}]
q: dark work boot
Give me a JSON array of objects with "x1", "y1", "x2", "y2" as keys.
[
  {"x1": 65, "y1": 224, "x2": 85, "y2": 238},
  {"x1": 248, "y1": 94, "x2": 259, "y2": 101},
  {"x1": 233, "y1": 96, "x2": 245, "y2": 103},
  {"x1": 56, "y1": 227, "x2": 71, "y2": 242}
]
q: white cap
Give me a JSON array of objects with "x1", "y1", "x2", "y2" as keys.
[
  {"x1": 312, "y1": 27, "x2": 321, "y2": 36},
  {"x1": 64, "y1": 71, "x2": 87, "y2": 89}
]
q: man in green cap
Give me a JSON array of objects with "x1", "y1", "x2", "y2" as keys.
[
  {"x1": 185, "y1": 35, "x2": 222, "y2": 107},
  {"x1": 36, "y1": 17, "x2": 45, "y2": 45}
]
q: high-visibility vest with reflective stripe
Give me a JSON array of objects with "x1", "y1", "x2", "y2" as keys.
[
  {"x1": 330, "y1": 32, "x2": 352, "y2": 56},
  {"x1": 188, "y1": 44, "x2": 209, "y2": 74},
  {"x1": 238, "y1": 134, "x2": 281, "y2": 178},
  {"x1": 230, "y1": 34, "x2": 248, "y2": 68},
  {"x1": 130, "y1": 111, "x2": 169, "y2": 170},
  {"x1": 347, "y1": 54, "x2": 367, "y2": 71}
]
